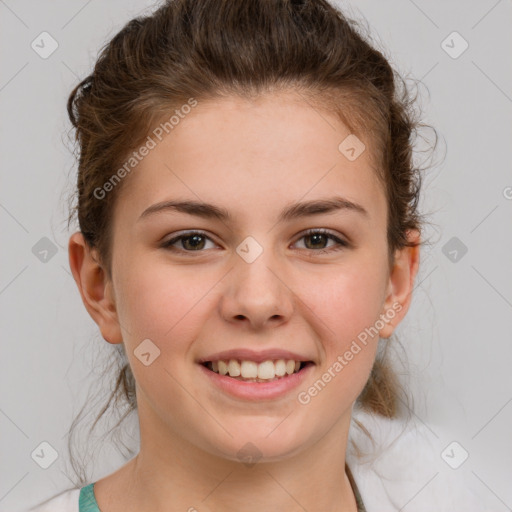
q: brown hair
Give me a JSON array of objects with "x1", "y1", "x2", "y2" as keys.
[{"x1": 64, "y1": 0, "x2": 437, "y2": 486}]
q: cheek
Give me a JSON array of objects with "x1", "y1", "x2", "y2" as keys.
[
  {"x1": 296, "y1": 269, "x2": 384, "y2": 411},
  {"x1": 114, "y1": 267, "x2": 214, "y2": 405},
  {"x1": 115, "y1": 263, "x2": 214, "y2": 347},
  {"x1": 303, "y1": 260, "x2": 388, "y2": 347}
]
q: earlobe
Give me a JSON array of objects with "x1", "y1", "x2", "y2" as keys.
[
  {"x1": 68, "y1": 231, "x2": 123, "y2": 344},
  {"x1": 379, "y1": 230, "x2": 421, "y2": 339}
]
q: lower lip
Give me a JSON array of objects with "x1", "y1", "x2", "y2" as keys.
[{"x1": 198, "y1": 363, "x2": 315, "y2": 401}]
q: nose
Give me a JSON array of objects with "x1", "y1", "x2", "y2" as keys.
[{"x1": 219, "y1": 249, "x2": 294, "y2": 330}]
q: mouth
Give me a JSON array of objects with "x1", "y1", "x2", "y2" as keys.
[{"x1": 200, "y1": 359, "x2": 315, "y2": 383}]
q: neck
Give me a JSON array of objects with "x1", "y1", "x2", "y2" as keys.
[{"x1": 95, "y1": 401, "x2": 358, "y2": 512}]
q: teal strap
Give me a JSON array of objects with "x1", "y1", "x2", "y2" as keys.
[
  {"x1": 78, "y1": 474, "x2": 365, "y2": 511},
  {"x1": 79, "y1": 483, "x2": 101, "y2": 512},
  {"x1": 346, "y1": 463, "x2": 366, "y2": 512}
]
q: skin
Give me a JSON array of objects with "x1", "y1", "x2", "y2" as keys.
[{"x1": 69, "y1": 90, "x2": 420, "y2": 512}]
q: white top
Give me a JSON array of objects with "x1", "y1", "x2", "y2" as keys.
[{"x1": 27, "y1": 408, "x2": 495, "y2": 511}]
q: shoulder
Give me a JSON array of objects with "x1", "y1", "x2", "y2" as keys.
[
  {"x1": 27, "y1": 488, "x2": 80, "y2": 512},
  {"x1": 346, "y1": 408, "x2": 495, "y2": 512}
]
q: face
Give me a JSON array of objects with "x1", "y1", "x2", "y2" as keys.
[{"x1": 78, "y1": 90, "x2": 412, "y2": 463}]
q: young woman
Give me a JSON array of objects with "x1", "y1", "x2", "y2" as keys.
[{"x1": 29, "y1": 0, "x2": 488, "y2": 510}]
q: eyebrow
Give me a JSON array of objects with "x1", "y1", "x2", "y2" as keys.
[{"x1": 138, "y1": 195, "x2": 369, "y2": 223}]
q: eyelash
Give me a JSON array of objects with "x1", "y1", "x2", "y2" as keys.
[{"x1": 161, "y1": 228, "x2": 349, "y2": 256}]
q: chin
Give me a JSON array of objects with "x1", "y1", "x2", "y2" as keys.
[{"x1": 199, "y1": 427, "x2": 311, "y2": 465}]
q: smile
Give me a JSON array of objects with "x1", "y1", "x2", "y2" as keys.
[
  {"x1": 198, "y1": 359, "x2": 315, "y2": 401},
  {"x1": 202, "y1": 359, "x2": 314, "y2": 382}
]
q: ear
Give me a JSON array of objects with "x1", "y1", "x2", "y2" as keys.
[
  {"x1": 68, "y1": 231, "x2": 123, "y2": 344},
  {"x1": 378, "y1": 229, "x2": 421, "y2": 339}
]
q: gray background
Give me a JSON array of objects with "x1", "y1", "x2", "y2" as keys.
[{"x1": 1, "y1": 0, "x2": 511, "y2": 510}]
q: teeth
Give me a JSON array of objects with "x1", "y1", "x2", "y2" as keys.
[
  {"x1": 274, "y1": 359, "x2": 287, "y2": 376},
  {"x1": 206, "y1": 358, "x2": 306, "y2": 381},
  {"x1": 241, "y1": 360, "x2": 258, "y2": 378},
  {"x1": 228, "y1": 359, "x2": 241, "y2": 377},
  {"x1": 257, "y1": 360, "x2": 275, "y2": 380},
  {"x1": 218, "y1": 360, "x2": 228, "y2": 375}
]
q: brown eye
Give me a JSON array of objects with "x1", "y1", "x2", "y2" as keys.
[
  {"x1": 294, "y1": 229, "x2": 349, "y2": 254},
  {"x1": 162, "y1": 231, "x2": 216, "y2": 252},
  {"x1": 304, "y1": 232, "x2": 330, "y2": 250}
]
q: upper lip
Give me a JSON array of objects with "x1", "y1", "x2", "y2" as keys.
[{"x1": 197, "y1": 348, "x2": 315, "y2": 364}]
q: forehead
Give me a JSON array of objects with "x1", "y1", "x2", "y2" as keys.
[{"x1": 115, "y1": 91, "x2": 386, "y2": 228}]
